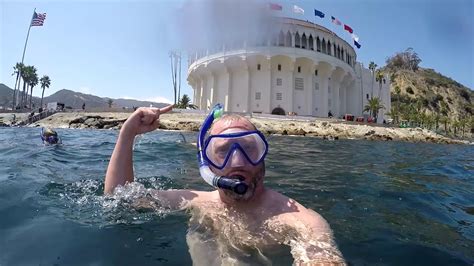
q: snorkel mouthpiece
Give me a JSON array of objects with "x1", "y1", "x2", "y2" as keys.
[
  {"x1": 197, "y1": 103, "x2": 248, "y2": 195},
  {"x1": 217, "y1": 178, "x2": 248, "y2": 195}
]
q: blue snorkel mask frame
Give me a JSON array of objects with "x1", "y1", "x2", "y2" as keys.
[
  {"x1": 41, "y1": 128, "x2": 61, "y2": 145},
  {"x1": 197, "y1": 103, "x2": 251, "y2": 195},
  {"x1": 203, "y1": 130, "x2": 268, "y2": 170}
]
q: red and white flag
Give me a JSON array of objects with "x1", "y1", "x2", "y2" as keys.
[
  {"x1": 31, "y1": 11, "x2": 46, "y2": 27},
  {"x1": 331, "y1": 16, "x2": 342, "y2": 26}
]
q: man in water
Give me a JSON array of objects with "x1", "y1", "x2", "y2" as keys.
[
  {"x1": 41, "y1": 127, "x2": 61, "y2": 145},
  {"x1": 105, "y1": 106, "x2": 345, "y2": 265}
]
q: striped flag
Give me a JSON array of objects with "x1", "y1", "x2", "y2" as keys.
[
  {"x1": 331, "y1": 16, "x2": 342, "y2": 26},
  {"x1": 31, "y1": 11, "x2": 46, "y2": 27},
  {"x1": 269, "y1": 3, "x2": 282, "y2": 11},
  {"x1": 293, "y1": 5, "x2": 304, "y2": 14}
]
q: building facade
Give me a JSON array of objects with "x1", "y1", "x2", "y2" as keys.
[{"x1": 187, "y1": 18, "x2": 390, "y2": 122}]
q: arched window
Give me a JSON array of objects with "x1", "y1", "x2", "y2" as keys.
[
  {"x1": 333, "y1": 43, "x2": 336, "y2": 57},
  {"x1": 286, "y1": 31, "x2": 292, "y2": 47},
  {"x1": 278, "y1": 31, "x2": 285, "y2": 46},
  {"x1": 327, "y1": 41, "x2": 331, "y2": 55},
  {"x1": 316, "y1": 37, "x2": 321, "y2": 52},
  {"x1": 322, "y1": 38, "x2": 326, "y2": 53},
  {"x1": 301, "y1": 33, "x2": 307, "y2": 49},
  {"x1": 271, "y1": 35, "x2": 277, "y2": 46},
  {"x1": 337, "y1": 46, "x2": 340, "y2": 59},
  {"x1": 295, "y1": 32, "x2": 300, "y2": 48},
  {"x1": 309, "y1": 35, "x2": 314, "y2": 50},
  {"x1": 341, "y1": 49, "x2": 344, "y2": 61}
]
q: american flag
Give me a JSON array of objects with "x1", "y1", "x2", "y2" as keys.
[{"x1": 31, "y1": 11, "x2": 46, "y2": 27}]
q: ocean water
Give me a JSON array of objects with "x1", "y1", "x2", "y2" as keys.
[{"x1": 0, "y1": 127, "x2": 473, "y2": 265}]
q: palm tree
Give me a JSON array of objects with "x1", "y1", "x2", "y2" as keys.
[
  {"x1": 39, "y1": 75, "x2": 51, "y2": 109},
  {"x1": 394, "y1": 86, "x2": 401, "y2": 124},
  {"x1": 11, "y1": 62, "x2": 25, "y2": 109},
  {"x1": 375, "y1": 69, "x2": 384, "y2": 98},
  {"x1": 368, "y1": 61, "x2": 377, "y2": 98},
  {"x1": 107, "y1": 99, "x2": 113, "y2": 108},
  {"x1": 20, "y1": 66, "x2": 33, "y2": 109},
  {"x1": 176, "y1": 94, "x2": 198, "y2": 109},
  {"x1": 364, "y1": 97, "x2": 385, "y2": 122},
  {"x1": 29, "y1": 72, "x2": 38, "y2": 109}
]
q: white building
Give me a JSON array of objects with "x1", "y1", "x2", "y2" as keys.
[{"x1": 187, "y1": 18, "x2": 390, "y2": 122}]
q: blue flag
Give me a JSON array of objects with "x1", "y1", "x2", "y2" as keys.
[
  {"x1": 354, "y1": 40, "x2": 361, "y2": 49},
  {"x1": 314, "y1": 9, "x2": 325, "y2": 18}
]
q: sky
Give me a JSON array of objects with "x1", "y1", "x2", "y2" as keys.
[{"x1": 1, "y1": 0, "x2": 473, "y2": 104}]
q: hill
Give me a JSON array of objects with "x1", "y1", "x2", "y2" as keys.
[
  {"x1": 0, "y1": 85, "x2": 168, "y2": 110},
  {"x1": 381, "y1": 48, "x2": 473, "y2": 136}
]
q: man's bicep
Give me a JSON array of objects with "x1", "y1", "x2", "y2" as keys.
[
  {"x1": 150, "y1": 189, "x2": 200, "y2": 210},
  {"x1": 289, "y1": 209, "x2": 346, "y2": 265}
]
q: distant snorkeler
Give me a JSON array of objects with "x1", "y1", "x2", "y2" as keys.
[{"x1": 41, "y1": 127, "x2": 61, "y2": 145}]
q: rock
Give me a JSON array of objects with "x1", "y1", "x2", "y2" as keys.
[
  {"x1": 287, "y1": 128, "x2": 306, "y2": 136},
  {"x1": 365, "y1": 130, "x2": 376, "y2": 136}
]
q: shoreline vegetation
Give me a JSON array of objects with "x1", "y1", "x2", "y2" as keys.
[{"x1": 1, "y1": 110, "x2": 471, "y2": 145}]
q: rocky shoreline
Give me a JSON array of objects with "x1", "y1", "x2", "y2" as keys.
[{"x1": 0, "y1": 111, "x2": 471, "y2": 145}]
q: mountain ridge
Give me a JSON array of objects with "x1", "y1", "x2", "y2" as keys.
[{"x1": 0, "y1": 84, "x2": 168, "y2": 109}]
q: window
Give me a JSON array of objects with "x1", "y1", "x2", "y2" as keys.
[
  {"x1": 314, "y1": 82, "x2": 319, "y2": 90},
  {"x1": 276, "y1": 78, "x2": 282, "y2": 86},
  {"x1": 366, "y1": 94, "x2": 369, "y2": 99},
  {"x1": 276, "y1": 92, "x2": 283, "y2": 101},
  {"x1": 255, "y1": 92, "x2": 261, "y2": 100},
  {"x1": 278, "y1": 64, "x2": 281, "y2": 71},
  {"x1": 297, "y1": 66, "x2": 301, "y2": 73},
  {"x1": 257, "y1": 64, "x2": 261, "y2": 71},
  {"x1": 315, "y1": 70, "x2": 318, "y2": 76},
  {"x1": 295, "y1": 77, "x2": 304, "y2": 90}
]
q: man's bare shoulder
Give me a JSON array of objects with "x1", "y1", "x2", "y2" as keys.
[
  {"x1": 152, "y1": 189, "x2": 219, "y2": 210},
  {"x1": 263, "y1": 189, "x2": 330, "y2": 231}
]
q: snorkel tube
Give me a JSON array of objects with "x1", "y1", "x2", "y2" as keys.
[{"x1": 197, "y1": 104, "x2": 248, "y2": 195}]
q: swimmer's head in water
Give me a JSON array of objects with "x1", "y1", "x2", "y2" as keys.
[{"x1": 41, "y1": 128, "x2": 60, "y2": 144}]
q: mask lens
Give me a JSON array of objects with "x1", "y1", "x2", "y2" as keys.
[{"x1": 205, "y1": 132, "x2": 267, "y2": 169}]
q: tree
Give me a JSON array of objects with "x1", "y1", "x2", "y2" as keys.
[
  {"x1": 369, "y1": 61, "x2": 377, "y2": 98},
  {"x1": 394, "y1": 86, "x2": 401, "y2": 124},
  {"x1": 375, "y1": 69, "x2": 384, "y2": 98},
  {"x1": 20, "y1": 66, "x2": 34, "y2": 108},
  {"x1": 385, "y1": 47, "x2": 422, "y2": 71},
  {"x1": 28, "y1": 71, "x2": 38, "y2": 109},
  {"x1": 40, "y1": 75, "x2": 51, "y2": 109},
  {"x1": 176, "y1": 94, "x2": 197, "y2": 109},
  {"x1": 364, "y1": 97, "x2": 385, "y2": 122},
  {"x1": 107, "y1": 99, "x2": 113, "y2": 108},
  {"x1": 11, "y1": 62, "x2": 24, "y2": 109}
]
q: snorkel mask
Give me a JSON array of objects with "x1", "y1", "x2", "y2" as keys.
[
  {"x1": 197, "y1": 104, "x2": 268, "y2": 195},
  {"x1": 41, "y1": 128, "x2": 61, "y2": 145}
]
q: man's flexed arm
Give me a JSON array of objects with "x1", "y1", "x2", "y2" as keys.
[{"x1": 104, "y1": 105, "x2": 173, "y2": 194}]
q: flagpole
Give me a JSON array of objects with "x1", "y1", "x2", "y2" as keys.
[
  {"x1": 21, "y1": 8, "x2": 35, "y2": 64},
  {"x1": 15, "y1": 8, "x2": 35, "y2": 109}
]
